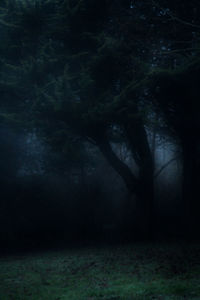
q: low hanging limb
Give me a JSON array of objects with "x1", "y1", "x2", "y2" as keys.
[{"x1": 154, "y1": 155, "x2": 179, "y2": 179}]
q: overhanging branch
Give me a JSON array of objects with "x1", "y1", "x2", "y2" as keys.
[{"x1": 154, "y1": 155, "x2": 179, "y2": 178}]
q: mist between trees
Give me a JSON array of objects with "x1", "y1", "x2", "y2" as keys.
[{"x1": 0, "y1": 0, "x2": 200, "y2": 248}]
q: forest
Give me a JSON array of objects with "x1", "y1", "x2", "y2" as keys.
[{"x1": 0, "y1": 0, "x2": 200, "y2": 299}]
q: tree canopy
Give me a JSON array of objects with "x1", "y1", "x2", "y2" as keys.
[{"x1": 1, "y1": 0, "x2": 200, "y2": 236}]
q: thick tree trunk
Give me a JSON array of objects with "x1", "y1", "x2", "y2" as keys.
[
  {"x1": 97, "y1": 135, "x2": 140, "y2": 193},
  {"x1": 181, "y1": 138, "x2": 200, "y2": 236},
  {"x1": 95, "y1": 120, "x2": 155, "y2": 238},
  {"x1": 124, "y1": 119, "x2": 155, "y2": 237}
]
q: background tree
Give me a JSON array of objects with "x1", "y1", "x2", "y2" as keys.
[{"x1": 147, "y1": 0, "x2": 200, "y2": 234}]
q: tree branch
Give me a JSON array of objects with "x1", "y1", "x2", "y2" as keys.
[
  {"x1": 162, "y1": 48, "x2": 200, "y2": 55},
  {"x1": 0, "y1": 19, "x2": 19, "y2": 28},
  {"x1": 97, "y1": 135, "x2": 139, "y2": 193},
  {"x1": 152, "y1": 0, "x2": 200, "y2": 29},
  {"x1": 154, "y1": 156, "x2": 179, "y2": 178}
]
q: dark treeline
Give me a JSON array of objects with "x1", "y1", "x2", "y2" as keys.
[{"x1": 0, "y1": 0, "x2": 200, "y2": 250}]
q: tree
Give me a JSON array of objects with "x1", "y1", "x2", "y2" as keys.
[
  {"x1": 0, "y1": 0, "x2": 158, "y2": 236},
  {"x1": 150, "y1": 58, "x2": 200, "y2": 234},
  {"x1": 3, "y1": 0, "x2": 200, "y2": 237},
  {"x1": 145, "y1": 0, "x2": 200, "y2": 234}
]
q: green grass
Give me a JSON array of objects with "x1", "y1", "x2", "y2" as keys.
[{"x1": 0, "y1": 242, "x2": 200, "y2": 299}]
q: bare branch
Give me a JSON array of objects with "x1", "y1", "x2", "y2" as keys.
[
  {"x1": 152, "y1": 0, "x2": 200, "y2": 29},
  {"x1": 161, "y1": 47, "x2": 200, "y2": 55},
  {"x1": 0, "y1": 19, "x2": 19, "y2": 28},
  {"x1": 154, "y1": 156, "x2": 179, "y2": 178}
]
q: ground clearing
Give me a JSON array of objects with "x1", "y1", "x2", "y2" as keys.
[{"x1": 0, "y1": 242, "x2": 199, "y2": 299}]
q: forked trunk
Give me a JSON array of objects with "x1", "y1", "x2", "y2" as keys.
[{"x1": 95, "y1": 121, "x2": 155, "y2": 238}]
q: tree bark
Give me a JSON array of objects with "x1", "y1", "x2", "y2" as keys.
[
  {"x1": 123, "y1": 118, "x2": 155, "y2": 237},
  {"x1": 97, "y1": 135, "x2": 140, "y2": 193},
  {"x1": 94, "y1": 119, "x2": 155, "y2": 238},
  {"x1": 181, "y1": 137, "x2": 200, "y2": 236}
]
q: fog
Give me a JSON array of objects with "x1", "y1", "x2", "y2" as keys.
[
  {"x1": 0, "y1": 0, "x2": 199, "y2": 252},
  {"x1": 0, "y1": 124, "x2": 185, "y2": 250}
]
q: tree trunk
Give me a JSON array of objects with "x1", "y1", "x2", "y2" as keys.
[
  {"x1": 95, "y1": 120, "x2": 155, "y2": 238},
  {"x1": 124, "y1": 118, "x2": 155, "y2": 238},
  {"x1": 181, "y1": 137, "x2": 200, "y2": 236},
  {"x1": 97, "y1": 135, "x2": 139, "y2": 193}
]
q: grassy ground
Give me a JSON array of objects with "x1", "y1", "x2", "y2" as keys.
[{"x1": 0, "y1": 242, "x2": 199, "y2": 300}]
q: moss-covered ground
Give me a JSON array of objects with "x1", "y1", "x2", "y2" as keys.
[{"x1": 0, "y1": 242, "x2": 199, "y2": 299}]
